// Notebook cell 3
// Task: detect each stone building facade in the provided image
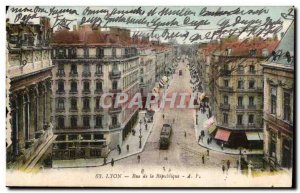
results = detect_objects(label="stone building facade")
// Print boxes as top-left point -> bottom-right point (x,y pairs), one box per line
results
209,38 -> 278,148
6,17 -> 54,168
262,22 -> 294,169
51,26 -> 139,160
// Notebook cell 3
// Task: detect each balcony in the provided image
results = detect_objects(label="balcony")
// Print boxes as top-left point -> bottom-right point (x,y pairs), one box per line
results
69,90 -> 78,95
248,105 -> 256,110
109,70 -> 121,79
95,106 -> 103,112
220,103 -> 230,111
94,71 -> 103,77
82,107 -> 91,112
82,89 -> 91,94
56,108 -> 65,113
108,106 -> 122,114
219,86 -> 233,92
69,107 -> 78,112
82,71 -> 91,77
236,105 -> 245,110
56,71 -> 65,77
95,89 -> 103,94
69,72 -> 78,77
109,89 -> 122,94
220,69 -> 231,76
109,123 -> 121,129
56,90 -> 65,95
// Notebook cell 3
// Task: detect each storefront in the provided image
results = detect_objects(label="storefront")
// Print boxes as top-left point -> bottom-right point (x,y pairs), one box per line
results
246,132 -> 263,149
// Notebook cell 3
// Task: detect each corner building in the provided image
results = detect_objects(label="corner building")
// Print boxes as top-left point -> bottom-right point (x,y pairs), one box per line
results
51,26 -> 139,160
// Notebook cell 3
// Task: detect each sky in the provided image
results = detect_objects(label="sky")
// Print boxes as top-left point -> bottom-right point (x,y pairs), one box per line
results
6,6 -> 294,44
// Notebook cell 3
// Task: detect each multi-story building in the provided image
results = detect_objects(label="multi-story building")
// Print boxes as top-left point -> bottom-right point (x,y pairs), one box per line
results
209,38 -> 278,148
51,25 -> 139,161
6,17 -> 54,168
262,21 -> 294,169
138,46 -> 156,106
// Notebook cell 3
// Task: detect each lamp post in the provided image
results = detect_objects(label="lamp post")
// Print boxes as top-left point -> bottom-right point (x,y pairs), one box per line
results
139,119 -> 142,148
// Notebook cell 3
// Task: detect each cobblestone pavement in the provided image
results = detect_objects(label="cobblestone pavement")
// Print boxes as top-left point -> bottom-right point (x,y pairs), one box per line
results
116,59 -> 239,170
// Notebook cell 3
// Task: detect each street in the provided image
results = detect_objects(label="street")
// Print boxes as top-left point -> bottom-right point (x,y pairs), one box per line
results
116,59 -> 239,169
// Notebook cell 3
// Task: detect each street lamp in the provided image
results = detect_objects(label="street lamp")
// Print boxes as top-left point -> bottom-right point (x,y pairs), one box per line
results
139,119 -> 142,148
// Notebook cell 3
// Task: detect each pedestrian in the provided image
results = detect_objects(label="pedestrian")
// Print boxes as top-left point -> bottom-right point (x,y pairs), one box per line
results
162,114 -> 165,119
221,143 -> 224,150
222,165 -> 225,173
104,157 -> 107,165
202,155 -> 205,164
111,158 -> 114,167
227,160 -> 230,170
236,160 -> 239,170
126,144 -> 129,152
207,137 -> 210,144
145,123 -> 148,131
198,135 -> 201,143
137,155 -> 141,163
207,149 -> 209,156
184,131 -> 187,138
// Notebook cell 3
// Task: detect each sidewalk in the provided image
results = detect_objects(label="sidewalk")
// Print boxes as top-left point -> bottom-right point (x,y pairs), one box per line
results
106,110 -> 156,163
195,109 -> 263,155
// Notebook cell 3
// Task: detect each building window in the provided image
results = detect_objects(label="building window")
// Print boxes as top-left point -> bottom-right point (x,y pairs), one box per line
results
223,95 -> 228,104
237,65 -> 244,74
95,116 -> 102,128
238,96 -> 243,106
112,116 -> 118,126
284,92 -> 291,122
70,116 -> 77,128
248,114 -> 254,124
70,99 -> 77,110
83,64 -> 90,76
83,98 -> 90,110
70,81 -> 77,92
223,113 -> 228,124
83,116 -> 90,128
269,130 -> 277,158
112,81 -> 118,90
249,80 -> 255,89
224,79 -> 229,87
249,65 -> 255,73
140,77 -> 144,83
112,48 -> 116,57
70,64 -> 77,75
57,81 -> 64,92
237,114 -> 243,125
57,116 -> 64,129
96,64 -> 102,74
271,87 -> 277,114
99,48 -> 104,58
58,64 -> 64,75
237,80 -> 244,89
83,82 -> 90,92
57,99 -> 64,110
249,96 -> 254,106
95,82 -> 102,92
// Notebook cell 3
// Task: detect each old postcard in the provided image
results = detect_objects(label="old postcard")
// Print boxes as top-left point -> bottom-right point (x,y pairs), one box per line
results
6,6 -> 295,187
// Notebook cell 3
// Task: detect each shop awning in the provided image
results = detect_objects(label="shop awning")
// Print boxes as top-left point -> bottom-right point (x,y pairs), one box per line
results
246,132 -> 263,141
214,129 -> 231,142
203,116 -> 215,129
208,124 -> 217,134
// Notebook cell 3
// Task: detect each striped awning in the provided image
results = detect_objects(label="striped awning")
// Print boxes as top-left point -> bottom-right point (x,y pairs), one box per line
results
208,124 -> 217,134
215,129 -> 231,142
203,116 -> 215,129
246,132 -> 263,141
